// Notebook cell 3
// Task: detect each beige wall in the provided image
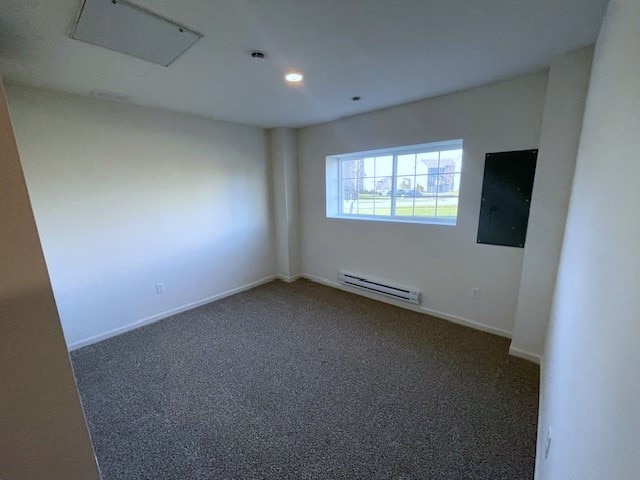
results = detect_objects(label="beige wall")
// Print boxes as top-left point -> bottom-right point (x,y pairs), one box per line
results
0,79 -> 100,478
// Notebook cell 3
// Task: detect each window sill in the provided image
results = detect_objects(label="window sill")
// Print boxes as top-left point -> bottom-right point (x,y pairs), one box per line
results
327,214 -> 457,226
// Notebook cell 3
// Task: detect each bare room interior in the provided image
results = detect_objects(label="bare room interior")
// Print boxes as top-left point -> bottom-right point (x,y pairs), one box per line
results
1,1 -> 639,479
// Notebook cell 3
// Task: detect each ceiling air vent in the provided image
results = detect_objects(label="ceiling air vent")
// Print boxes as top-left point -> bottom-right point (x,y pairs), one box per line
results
72,0 -> 202,66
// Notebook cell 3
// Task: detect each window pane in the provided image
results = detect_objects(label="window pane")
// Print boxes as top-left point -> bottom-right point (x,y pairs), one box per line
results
416,152 -> 439,175
363,157 -> 375,178
342,198 -> 357,214
395,174 -> 415,216
435,173 -> 460,219
436,196 -> 459,219
414,192 -> 437,218
374,175 -> 393,196
437,171 -> 457,194
439,149 -> 463,173
425,174 -> 440,194
397,153 -> 416,176
357,202 -> 375,215
362,177 -> 375,194
423,173 -> 458,194
414,175 -> 429,195
354,178 -> 374,215
342,177 -> 362,195
342,178 -> 361,215
451,172 -> 462,193
341,158 -> 364,179
373,181 -> 391,216
395,194 -> 415,216
375,156 -> 393,177
395,175 -> 414,196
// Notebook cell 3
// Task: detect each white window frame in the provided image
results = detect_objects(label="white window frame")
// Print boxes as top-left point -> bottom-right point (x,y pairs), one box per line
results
326,140 -> 463,225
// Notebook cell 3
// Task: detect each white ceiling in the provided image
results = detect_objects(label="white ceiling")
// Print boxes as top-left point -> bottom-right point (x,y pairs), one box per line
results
0,0 -> 608,128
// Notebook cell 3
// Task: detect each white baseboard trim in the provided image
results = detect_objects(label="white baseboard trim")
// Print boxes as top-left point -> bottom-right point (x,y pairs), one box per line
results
300,273 -> 513,340
508,345 -> 541,364
68,271 -> 520,353
276,273 -> 302,283
67,275 -> 277,351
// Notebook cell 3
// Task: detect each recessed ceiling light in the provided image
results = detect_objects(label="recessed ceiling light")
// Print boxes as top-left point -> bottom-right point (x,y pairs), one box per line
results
285,72 -> 304,83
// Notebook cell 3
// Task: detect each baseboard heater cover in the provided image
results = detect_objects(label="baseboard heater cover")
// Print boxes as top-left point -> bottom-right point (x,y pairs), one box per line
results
337,272 -> 421,304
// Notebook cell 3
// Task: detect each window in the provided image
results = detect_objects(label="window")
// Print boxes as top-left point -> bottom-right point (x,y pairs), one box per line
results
326,140 -> 463,225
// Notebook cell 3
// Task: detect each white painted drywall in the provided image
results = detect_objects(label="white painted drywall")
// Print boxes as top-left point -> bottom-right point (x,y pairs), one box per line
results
270,127 -> 301,279
6,85 -> 275,348
0,78 -> 100,479
511,47 -> 593,360
536,1 -> 640,478
297,73 -> 548,336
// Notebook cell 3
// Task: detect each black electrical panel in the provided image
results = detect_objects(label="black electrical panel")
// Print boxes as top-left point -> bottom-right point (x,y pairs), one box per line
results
477,149 -> 538,248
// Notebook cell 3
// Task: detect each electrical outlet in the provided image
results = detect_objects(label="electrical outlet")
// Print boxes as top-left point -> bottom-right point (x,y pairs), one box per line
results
545,426 -> 552,459
471,288 -> 480,299
156,282 -> 165,294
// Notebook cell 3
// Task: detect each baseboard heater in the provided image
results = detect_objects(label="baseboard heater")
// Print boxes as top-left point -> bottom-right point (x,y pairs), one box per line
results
337,272 -> 421,304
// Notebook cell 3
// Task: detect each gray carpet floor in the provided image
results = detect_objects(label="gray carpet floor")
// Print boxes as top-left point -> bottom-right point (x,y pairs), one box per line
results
71,279 -> 539,480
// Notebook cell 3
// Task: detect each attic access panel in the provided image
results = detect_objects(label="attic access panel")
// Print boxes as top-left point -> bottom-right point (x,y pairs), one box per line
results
477,149 -> 538,248
72,0 -> 202,66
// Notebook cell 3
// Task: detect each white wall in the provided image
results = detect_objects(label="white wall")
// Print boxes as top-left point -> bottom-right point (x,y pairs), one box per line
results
298,73 -> 548,336
6,85 -> 275,348
0,78 -> 100,479
511,47 -> 593,360
536,1 -> 640,478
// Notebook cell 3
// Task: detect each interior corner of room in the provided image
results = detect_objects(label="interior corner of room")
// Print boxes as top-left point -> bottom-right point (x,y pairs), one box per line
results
1,0 -> 638,479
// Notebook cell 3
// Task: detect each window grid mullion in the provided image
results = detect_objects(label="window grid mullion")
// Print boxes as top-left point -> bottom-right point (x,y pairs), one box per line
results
391,154 -> 398,216
435,151 -> 441,217
338,159 -> 343,215
412,153 -> 417,217
373,157 -> 376,215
